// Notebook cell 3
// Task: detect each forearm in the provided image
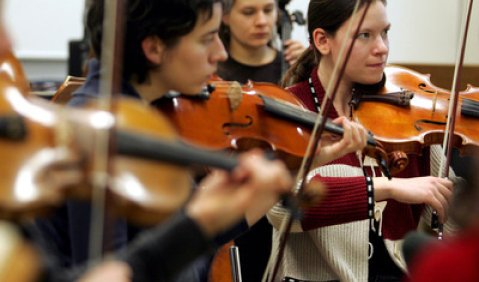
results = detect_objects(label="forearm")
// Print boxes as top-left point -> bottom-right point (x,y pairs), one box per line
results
373,176 -> 393,201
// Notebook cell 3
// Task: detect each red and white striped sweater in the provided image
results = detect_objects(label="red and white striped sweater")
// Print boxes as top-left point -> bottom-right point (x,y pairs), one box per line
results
267,68 -> 452,281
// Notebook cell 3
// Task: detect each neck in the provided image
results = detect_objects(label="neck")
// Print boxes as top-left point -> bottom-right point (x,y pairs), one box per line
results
317,61 -> 353,117
228,40 -> 276,66
130,75 -> 168,103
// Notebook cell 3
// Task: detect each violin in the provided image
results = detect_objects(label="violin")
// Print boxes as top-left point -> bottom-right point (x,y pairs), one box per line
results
351,65 -> 479,161
0,221 -> 41,282
0,51 -> 29,93
277,0 -> 306,75
153,79 -> 401,175
1,77 -> 264,225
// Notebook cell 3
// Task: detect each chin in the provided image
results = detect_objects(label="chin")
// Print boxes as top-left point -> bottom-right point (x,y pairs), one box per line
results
361,72 -> 384,85
181,85 -> 205,96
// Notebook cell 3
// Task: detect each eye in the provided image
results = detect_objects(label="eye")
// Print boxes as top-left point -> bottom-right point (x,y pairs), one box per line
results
241,8 -> 255,16
264,7 -> 275,14
202,35 -> 215,44
381,28 -> 390,38
357,32 -> 370,39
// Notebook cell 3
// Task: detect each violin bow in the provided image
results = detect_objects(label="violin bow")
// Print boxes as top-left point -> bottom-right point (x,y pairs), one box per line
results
434,0 -> 474,240
263,1 -> 372,281
88,0 -> 126,262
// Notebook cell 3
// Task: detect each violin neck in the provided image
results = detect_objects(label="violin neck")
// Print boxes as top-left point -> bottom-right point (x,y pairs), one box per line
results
116,130 -> 238,171
260,95 -> 377,146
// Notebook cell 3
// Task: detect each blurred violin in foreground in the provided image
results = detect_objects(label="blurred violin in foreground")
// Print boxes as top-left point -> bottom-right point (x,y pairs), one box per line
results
0,78 -> 242,224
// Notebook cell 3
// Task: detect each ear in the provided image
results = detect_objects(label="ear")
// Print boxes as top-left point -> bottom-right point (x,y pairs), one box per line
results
312,28 -> 330,55
141,36 -> 165,65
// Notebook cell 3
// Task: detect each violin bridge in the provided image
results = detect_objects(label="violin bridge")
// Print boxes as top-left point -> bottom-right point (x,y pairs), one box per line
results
227,81 -> 242,111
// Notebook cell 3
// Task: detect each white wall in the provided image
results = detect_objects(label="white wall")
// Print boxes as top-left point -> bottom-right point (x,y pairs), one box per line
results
286,0 -> 479,65
4,0 -> 85,81
4,0 -> 479,81
5,0 -> 84,60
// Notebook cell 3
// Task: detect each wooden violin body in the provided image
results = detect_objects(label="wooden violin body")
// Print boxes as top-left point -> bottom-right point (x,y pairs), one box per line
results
155,80 -> 312,170
154,79 -> 395,173
0,222 -> 41,282
0,51 -> 29,93
0,79 -> 193,224
352,65 -> 479,157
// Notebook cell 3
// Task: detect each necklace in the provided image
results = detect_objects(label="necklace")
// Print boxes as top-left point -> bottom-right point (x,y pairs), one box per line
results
307,76 -> 322,113
308,75 -> 355,118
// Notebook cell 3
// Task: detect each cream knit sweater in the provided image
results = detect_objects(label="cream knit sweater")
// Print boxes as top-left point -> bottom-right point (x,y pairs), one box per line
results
267,145 -> 456,282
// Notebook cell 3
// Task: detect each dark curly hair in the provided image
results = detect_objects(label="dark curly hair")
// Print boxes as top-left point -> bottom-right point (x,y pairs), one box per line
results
87,0 -> 223,84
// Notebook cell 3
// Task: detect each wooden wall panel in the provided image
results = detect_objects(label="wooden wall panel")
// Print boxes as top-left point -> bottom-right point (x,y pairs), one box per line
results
398,64 -> 479,91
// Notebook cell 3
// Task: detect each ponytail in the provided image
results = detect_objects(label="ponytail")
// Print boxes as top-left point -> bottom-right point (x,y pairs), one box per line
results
281,48 -> 319,87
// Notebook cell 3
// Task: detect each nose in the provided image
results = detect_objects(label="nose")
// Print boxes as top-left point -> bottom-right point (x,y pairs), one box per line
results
254,11 -> 268,26
210,35 -> 228,63
373,35 -> 389,56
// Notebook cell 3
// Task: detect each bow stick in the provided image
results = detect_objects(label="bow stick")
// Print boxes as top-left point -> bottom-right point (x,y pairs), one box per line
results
88,0 -> 126,262
433,0 -> 474,240
263,1 -> 373,281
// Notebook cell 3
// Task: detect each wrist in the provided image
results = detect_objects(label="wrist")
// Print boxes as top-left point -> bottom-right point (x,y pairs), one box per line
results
373,177 -> 393,201
186,204 -> 216,238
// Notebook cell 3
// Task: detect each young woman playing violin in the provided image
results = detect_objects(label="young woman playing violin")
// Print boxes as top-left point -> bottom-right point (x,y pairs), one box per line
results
216,0 -> 305,84
31,0 -> 366,281
215,0 -> 305,280
268,0 -> 456,281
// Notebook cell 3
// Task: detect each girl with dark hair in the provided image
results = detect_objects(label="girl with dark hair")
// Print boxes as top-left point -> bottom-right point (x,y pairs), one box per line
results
268,1 -> 456,281
32,1 -> 294,281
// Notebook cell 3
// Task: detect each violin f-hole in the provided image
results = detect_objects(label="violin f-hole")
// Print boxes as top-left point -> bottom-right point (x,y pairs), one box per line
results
414,119 -> 446,132
222,116 -> 254,136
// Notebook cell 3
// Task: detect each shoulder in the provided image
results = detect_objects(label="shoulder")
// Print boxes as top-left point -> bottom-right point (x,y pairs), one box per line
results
286,80 -> 309,95
68,81 -> 99,107
68,59 -> 101,107
285,80 -> 315,111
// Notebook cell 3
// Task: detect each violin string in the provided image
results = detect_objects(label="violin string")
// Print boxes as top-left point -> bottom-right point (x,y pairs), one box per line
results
262,1 -> 368,281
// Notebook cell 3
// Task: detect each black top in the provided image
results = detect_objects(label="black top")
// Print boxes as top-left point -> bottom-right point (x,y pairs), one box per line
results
217,51 -> 284,282
217,51 -> 283,84
27,212 -> 212,282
